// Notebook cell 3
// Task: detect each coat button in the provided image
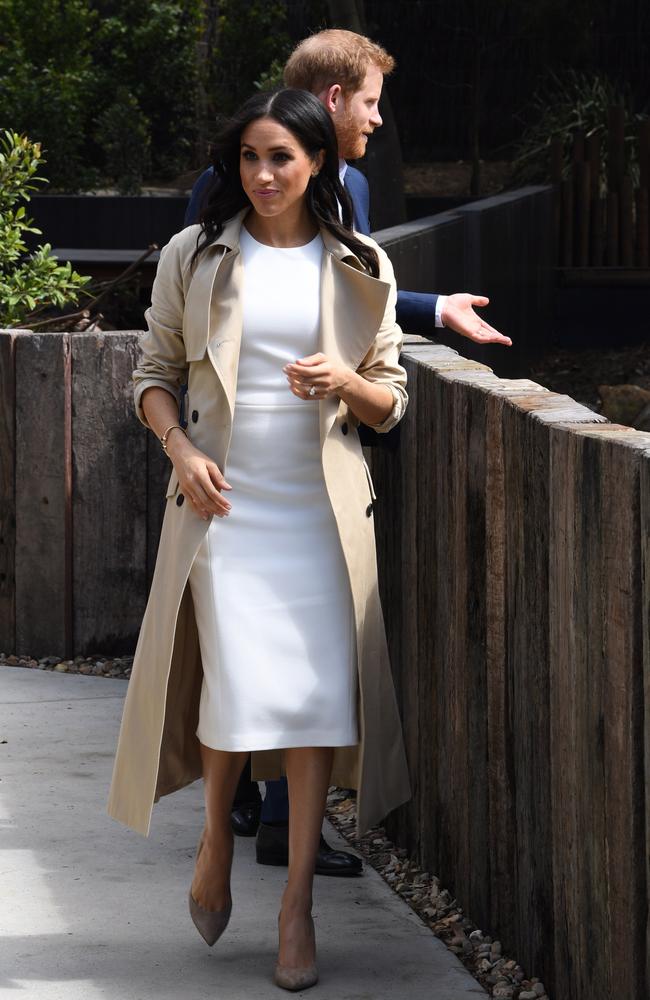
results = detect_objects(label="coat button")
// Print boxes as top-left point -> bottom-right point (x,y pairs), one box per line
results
365,502 -> 373,517
176,493 -> 185,506
341,421 -> 348,435
191,410 -> 199,423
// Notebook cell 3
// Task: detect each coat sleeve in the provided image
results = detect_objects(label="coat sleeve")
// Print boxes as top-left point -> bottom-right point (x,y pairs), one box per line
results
132,235 -> 189,430
355,247 -> 408,434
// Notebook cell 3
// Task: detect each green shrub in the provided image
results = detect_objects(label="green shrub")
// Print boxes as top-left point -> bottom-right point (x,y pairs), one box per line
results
512,69 -> 649,193
94,89 -> 151,195
0,0 -> 100,191
0,131 -> 90,327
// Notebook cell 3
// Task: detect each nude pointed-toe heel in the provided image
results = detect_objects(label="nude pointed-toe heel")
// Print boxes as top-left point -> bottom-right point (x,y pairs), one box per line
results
188,833 -> 232,946
188,888 -> 232,946
273,961 -> 319,992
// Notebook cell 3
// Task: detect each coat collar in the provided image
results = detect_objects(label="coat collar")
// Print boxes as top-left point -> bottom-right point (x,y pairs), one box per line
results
210,206 -> 371,270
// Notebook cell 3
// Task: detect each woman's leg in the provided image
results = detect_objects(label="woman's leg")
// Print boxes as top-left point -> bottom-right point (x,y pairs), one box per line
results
278,746 -> 335,968
191,743 -> 249,912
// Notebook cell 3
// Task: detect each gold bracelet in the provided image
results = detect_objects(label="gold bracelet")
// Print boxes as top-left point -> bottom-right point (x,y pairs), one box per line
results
160,423 -> 187,455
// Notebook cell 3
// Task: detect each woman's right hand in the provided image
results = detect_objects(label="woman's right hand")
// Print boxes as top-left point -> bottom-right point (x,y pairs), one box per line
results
166,430 -> 232,520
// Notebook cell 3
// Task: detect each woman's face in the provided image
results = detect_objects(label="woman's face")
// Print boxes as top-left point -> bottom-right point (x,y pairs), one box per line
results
240,117 -> 324,220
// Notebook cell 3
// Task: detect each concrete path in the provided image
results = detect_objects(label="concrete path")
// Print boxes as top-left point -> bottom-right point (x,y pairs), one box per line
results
0,666 -> 486,999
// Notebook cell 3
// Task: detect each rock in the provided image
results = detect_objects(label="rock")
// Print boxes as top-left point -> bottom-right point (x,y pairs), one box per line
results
493,987 -> 514,999
533,984 -> 547,996
491,940 -> 502,955
79,665 -> 91,675
7,655 -> 18,665
477,958 -> 493,973
633,401 -> 650,430
54,662 -> 68,672
469,929 -> 484,941
598,383 -> 650,426
519,992 -> 537,1000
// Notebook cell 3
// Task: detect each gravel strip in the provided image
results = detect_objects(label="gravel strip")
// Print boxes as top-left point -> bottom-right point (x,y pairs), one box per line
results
325,788 -> 550,1000
2,655 -> 548,999
1,652 -> 132,679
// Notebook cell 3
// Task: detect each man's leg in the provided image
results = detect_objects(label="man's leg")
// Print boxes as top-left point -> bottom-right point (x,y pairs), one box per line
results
255,776 -> 363,877
230,754 -> 262,836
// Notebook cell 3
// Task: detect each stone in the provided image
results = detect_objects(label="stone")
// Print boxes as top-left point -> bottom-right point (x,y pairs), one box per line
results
533,985 -> 547,996
519,992 -> 537,1000
598,383 -> 650,426
54,663 -> 68,672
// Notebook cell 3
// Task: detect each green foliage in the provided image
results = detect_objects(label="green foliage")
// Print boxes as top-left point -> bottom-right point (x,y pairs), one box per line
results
512,70 -> 649,192
254,58 -> 287,94
0,0 -> 100,191
206,0 -> 291,117
0,0 -> 203,190
94,88 -> 152,195
92,0 -> 204,180
0,131 -> 90,327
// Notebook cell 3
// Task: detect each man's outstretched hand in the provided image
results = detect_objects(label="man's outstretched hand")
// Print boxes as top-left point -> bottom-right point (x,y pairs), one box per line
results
441,293 -> 512,346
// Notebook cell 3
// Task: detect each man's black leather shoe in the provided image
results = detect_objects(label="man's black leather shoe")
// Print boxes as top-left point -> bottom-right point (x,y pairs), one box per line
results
255,821 -> 363,876
230,801 -> 261,837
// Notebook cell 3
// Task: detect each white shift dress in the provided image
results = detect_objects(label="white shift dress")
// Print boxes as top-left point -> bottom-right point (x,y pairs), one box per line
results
187,226 -> 359,752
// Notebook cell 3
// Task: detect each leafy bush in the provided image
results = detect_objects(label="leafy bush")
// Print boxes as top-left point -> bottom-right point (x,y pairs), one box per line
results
94,88 -> 152,195
205,0 -> 291,117
0,131 -> 90,327
512,70 -> 649,193
0,0 -> 100,191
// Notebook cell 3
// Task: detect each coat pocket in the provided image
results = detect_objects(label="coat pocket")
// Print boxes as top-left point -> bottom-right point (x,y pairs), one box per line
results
165,467 -> 180,498
362,457 -> 377,500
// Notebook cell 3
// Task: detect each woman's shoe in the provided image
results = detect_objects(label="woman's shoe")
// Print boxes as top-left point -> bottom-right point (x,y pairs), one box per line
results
188,832 -> 232,946
275,909 -> 318,991
274,962 -> 319,992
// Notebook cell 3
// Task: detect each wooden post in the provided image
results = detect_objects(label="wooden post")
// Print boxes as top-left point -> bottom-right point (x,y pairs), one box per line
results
550,138 -> 564,265
636,187 -> 649,267
14,334 -> 70,658
639,121 -> 650,268
561,177 -> 574,266
576,161 -> 591,266
71,332 -> 147,654
550,137 -> 564,184
0,332 -> 19,653
620,176 -> 634,266
586,133 -> 602,265
607,192 -> 620,265
608,106 -> 626,194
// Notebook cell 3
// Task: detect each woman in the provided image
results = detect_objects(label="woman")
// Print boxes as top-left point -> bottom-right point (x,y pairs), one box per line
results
107,88 -> 411,991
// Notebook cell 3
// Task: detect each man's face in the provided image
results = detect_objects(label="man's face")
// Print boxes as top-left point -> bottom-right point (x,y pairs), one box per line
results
328,64 -> 384,161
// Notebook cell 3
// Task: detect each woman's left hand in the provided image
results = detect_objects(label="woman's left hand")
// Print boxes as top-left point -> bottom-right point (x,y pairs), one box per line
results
283,353 -> 353,400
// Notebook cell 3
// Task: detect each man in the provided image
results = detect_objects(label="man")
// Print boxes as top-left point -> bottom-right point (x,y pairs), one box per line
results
183,28 -> 511,878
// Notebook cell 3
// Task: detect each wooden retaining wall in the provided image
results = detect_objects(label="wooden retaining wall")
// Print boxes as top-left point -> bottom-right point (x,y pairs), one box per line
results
372,336 -> 649,1000
0,329 -> 167,657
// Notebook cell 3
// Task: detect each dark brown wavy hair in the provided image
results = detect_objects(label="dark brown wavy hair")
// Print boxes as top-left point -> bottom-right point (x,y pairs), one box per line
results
192,88 -> 379,277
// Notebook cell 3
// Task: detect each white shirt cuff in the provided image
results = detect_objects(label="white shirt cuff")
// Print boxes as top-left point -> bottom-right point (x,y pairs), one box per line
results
435,294 -> 447,328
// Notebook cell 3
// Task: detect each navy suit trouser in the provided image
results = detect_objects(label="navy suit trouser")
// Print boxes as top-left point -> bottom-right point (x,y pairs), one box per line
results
234,757 -> 289,824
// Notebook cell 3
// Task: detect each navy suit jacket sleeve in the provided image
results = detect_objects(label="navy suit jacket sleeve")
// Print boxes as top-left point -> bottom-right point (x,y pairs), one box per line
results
344,165 -> 439,337
184,167 -> 214,227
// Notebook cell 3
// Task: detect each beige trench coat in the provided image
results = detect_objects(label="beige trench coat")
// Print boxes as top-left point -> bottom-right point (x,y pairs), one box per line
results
106,208 -> 411,837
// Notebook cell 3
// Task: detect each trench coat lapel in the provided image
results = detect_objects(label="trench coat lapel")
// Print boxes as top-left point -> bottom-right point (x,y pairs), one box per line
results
183,213 -> 247,424
183,210 -> 392,442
